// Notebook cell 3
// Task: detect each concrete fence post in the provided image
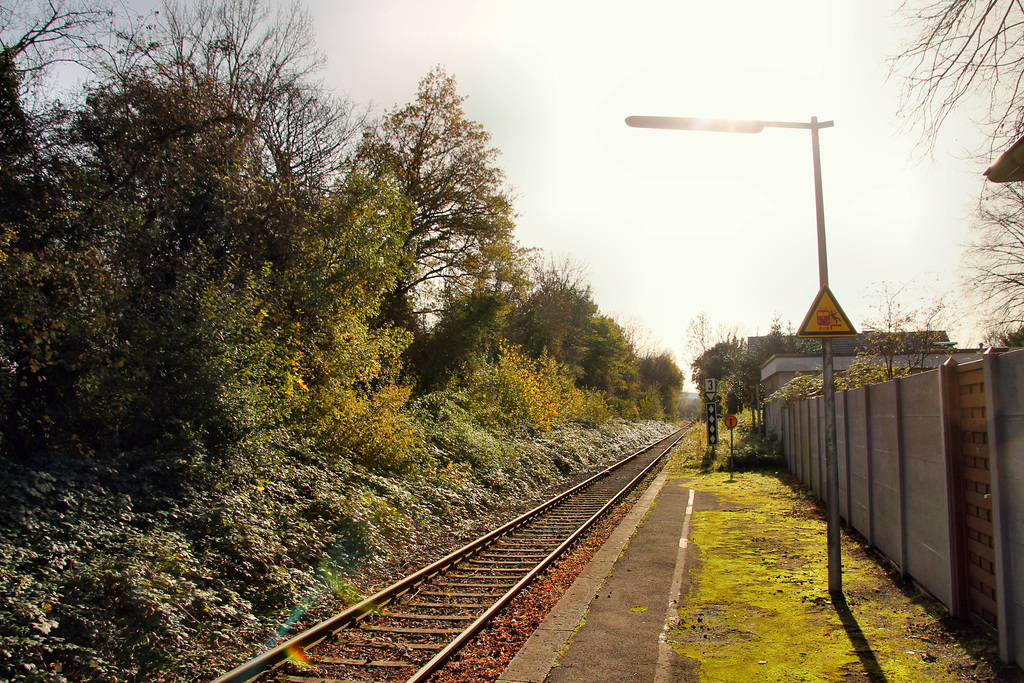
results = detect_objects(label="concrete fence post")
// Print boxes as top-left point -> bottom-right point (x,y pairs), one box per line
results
841,389 -> 852,524
983,349 -> 1015,664
865,383 -> 875,547
894,377 -> 908,577
939,357 -> 965,619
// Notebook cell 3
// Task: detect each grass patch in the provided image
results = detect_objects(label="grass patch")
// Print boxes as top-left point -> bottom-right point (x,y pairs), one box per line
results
664,424 -> 1021,682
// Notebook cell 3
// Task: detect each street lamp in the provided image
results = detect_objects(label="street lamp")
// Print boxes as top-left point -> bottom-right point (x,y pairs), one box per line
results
626,114 -> 844,596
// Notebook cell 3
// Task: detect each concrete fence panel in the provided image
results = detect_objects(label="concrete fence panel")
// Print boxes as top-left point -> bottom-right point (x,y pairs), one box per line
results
799,399 -> 810,486
846,386 -> 872,540
868,381 -> 902,564
899,369 -> 953,607
807,397 -> 816,492
837,390 -> 850,520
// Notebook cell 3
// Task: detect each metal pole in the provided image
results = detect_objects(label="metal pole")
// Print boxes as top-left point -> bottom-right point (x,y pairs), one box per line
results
811,116 -> 842,596
623,113 -> 842,594
729,426 -> 734,481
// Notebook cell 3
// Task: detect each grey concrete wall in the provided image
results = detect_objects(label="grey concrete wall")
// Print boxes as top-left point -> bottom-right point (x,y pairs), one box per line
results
837,391 -> 850,520
869,382 -> 902,567
809,397 -> 822,497
772,349 -> 1024,666
846,387 -> 872,541
899,370 -> 953,607
766,399 -> 785,443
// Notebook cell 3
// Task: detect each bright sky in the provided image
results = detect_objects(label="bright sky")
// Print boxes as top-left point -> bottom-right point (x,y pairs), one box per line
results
150,0 -> 999,384
304,0 -> 994,384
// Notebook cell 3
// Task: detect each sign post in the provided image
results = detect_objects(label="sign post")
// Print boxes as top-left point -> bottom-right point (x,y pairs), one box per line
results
798,284 -> 858,596
723,414 -> 738,480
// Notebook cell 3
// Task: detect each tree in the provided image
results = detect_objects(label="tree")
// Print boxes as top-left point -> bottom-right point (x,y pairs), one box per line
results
890,2 -> 1024,328
579,314 -> 635,397
688,316 -> 815,424
860,281 -> 949,379
690,339 -> 741,393
150,0 -> 362,194
0,0 -> 405,462
683,311 -> 743,383
506,255 -> 599,376
638,351 -> 684,420
964,182 -> 1024,325
0,0 -> 112,92
889,0 -> 1024,154
410,289 -> 508,393
353,67 -> 518,330
614,313 -> 659,359
986,321 -> 1024,346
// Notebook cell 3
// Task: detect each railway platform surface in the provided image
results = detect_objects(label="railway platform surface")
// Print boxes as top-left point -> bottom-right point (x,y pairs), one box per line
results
494,463 -> 1019,683
498,467 -> 702,683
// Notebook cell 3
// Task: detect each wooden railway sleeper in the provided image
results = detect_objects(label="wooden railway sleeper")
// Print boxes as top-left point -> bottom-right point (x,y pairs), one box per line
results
447,567 -> 529,575
418,590 -> 506,598
405,601 -> 489,610
384,613 -> 474,622
360,626 -> 465,635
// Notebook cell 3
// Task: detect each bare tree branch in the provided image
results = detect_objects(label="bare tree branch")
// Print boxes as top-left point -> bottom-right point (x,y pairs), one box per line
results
890,0 -> 1024,155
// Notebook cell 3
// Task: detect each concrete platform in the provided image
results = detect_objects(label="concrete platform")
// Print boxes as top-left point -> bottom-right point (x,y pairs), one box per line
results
497,468 -> 708,683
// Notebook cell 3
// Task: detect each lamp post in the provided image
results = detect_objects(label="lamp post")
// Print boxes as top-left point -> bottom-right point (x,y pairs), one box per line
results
626,115 -> 844,596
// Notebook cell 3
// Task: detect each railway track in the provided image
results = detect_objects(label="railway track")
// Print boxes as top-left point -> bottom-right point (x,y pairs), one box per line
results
212,428 -> 686,683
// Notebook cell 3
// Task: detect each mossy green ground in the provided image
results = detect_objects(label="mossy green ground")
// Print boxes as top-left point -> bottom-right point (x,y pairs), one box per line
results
664,424 -> 1020,682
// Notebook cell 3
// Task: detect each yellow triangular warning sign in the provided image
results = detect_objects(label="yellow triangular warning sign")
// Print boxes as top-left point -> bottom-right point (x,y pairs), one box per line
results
797,285 -> 858,337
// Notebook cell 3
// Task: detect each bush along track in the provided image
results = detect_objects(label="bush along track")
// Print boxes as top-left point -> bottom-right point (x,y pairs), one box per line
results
0,418 -> 676,683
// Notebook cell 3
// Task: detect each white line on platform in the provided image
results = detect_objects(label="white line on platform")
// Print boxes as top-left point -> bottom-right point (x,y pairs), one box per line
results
655,486 -> 696,683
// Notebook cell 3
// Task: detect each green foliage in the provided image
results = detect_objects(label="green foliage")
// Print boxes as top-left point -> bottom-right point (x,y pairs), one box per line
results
768,372 -> 824,405
638,352 -> 683,420
0,2 -> 682,680
837,357 -> 909,391
727,429 -> 785,471
353,66 -> 519,330
767,357 -> 909,405
690,339 -> 741,391
465,344 -> 606,432
506,255 -> 600,376
991,323 -> 1024,347
700,412 -> 784,472
411,290 -> 508,393
636,389 -> 665,420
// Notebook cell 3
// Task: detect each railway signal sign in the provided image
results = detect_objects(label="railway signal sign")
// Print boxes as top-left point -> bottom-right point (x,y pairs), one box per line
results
723,414 -> 738,430
703,378 -> 718,400
797,285 -> 857,337
706,401 -> 718,445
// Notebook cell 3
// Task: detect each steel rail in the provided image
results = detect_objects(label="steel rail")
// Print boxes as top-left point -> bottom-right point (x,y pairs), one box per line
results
404,427 -> 683,682
210,428 -> 684,683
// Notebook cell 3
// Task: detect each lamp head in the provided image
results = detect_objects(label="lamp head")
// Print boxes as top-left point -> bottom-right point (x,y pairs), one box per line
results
625,116 -> 765,134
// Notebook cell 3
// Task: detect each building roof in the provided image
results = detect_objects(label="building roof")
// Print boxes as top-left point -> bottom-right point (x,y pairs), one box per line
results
832,331 -> 951,355
748,331 -> 952,357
